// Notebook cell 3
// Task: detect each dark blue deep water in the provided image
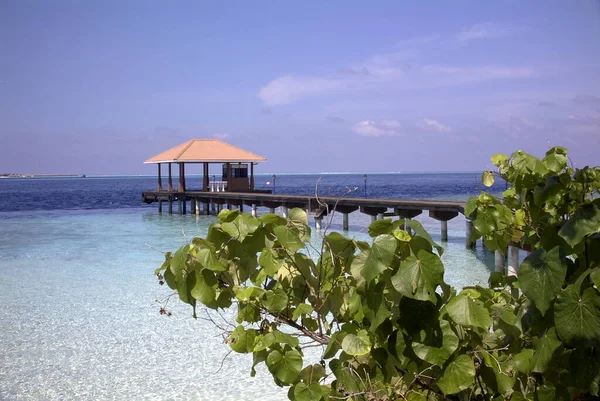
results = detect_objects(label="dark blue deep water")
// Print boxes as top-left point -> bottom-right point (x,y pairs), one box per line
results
0,173 -> 505,213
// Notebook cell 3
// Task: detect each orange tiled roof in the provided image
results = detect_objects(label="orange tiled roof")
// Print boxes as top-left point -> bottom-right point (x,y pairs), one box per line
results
144,139 -> 267,163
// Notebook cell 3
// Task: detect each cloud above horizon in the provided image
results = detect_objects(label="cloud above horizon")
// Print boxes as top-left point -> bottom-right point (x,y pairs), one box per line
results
257,24 -> 535,107
456,22 -> 519,42
352,120 -> 401,137
417,119 -> 453,133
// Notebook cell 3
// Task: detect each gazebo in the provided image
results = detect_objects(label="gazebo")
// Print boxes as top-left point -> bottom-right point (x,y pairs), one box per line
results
145,139 -> 267,192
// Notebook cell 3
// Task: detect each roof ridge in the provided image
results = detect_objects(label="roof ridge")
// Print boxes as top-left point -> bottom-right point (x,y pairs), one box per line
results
174,139 -> 195,160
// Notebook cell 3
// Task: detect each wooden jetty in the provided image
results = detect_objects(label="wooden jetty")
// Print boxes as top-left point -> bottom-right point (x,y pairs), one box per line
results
143,139 -> 522,271
142,190 -> 471,246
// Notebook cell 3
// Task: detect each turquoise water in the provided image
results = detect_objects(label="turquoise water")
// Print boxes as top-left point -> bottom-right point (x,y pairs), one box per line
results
0,206 -> 495,400
0,174 -> 505,400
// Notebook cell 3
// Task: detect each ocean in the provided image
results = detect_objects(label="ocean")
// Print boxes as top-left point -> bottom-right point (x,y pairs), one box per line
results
0,173 -> 505,401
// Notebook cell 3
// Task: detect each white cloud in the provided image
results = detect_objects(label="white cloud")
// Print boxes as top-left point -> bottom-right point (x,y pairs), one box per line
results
351,120 -> 401,137
417,118 -> 453,133
213,133 -> 231,140
258,75 -> 339,107
456,22 -> 518,42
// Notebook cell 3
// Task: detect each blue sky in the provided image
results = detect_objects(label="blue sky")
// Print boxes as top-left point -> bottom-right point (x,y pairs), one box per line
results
1,1 -> 599,174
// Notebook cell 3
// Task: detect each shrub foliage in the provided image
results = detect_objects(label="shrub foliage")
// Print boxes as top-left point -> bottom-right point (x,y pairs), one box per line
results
156,147 -> 600,400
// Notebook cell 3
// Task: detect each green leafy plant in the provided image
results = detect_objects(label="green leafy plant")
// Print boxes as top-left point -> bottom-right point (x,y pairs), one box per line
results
156,146 -> 600,400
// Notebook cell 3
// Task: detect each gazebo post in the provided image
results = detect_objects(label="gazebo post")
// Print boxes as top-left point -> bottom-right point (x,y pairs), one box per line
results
178,163 -> 186,192
226,162 -> 231,192
203,162 -> 209,192
157,163 -> 162,191
167,163 -> 173,192
250,163 -> 255,192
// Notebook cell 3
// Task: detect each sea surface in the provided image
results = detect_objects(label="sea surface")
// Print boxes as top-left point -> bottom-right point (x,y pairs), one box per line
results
0,173 -> 506,401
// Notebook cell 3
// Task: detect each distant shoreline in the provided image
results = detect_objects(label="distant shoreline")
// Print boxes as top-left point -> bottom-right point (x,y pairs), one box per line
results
0,174 -> 86,179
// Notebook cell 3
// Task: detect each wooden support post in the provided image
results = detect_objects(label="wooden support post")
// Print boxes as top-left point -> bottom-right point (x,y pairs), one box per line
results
377,213 -> 384,220
190,198 -> 196,215
495,250 -> 505,273
204,202 -> 210,215
342,213 -> 349,231
203,163 -> 209,192
212,203 -> 216,215
315,217 -> 322,231
270,207 -> 275,214
158,200 -> 163,213
281,206 -> 288,218
508,246 -> 519,276
178,163 -> 186,192
251,204 -> 257,217
226,162 -> 231,192
178,164 -> 183,192
157,164 -> 163,191
370,215 -> 377,224
465,220 -> 475,249
168,197 -> 173,214
239,204 -> 244,212
167,163 -> 173,192
441,220 -> 448,242
250,163 -> 255,191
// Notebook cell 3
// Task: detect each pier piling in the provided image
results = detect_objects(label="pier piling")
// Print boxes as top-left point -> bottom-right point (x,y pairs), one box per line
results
465,220 -> 475,248
342,213 -> 349,231
495,250 -> 505,273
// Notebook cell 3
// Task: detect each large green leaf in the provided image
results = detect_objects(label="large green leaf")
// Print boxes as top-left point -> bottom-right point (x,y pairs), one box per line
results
391,250 -> 444,303
266,349 -> 303,384
437,354 -> 475,395
292,303 -> 314,321
543,153 -> 568,174
274,225 -> 305,252
170,245 -> 189,279
221,213 -> 260,242
263,288 -> 288,313
368,218 -> 393,236
298,364 -> 327,384
518,247 -> 566,316
405,219 -> 443,255
412,320 -> 459,366
259,213 -> 287,226
229,325 -> 257,353
532,328 -> 561,373
554,286 -> 600,347
491,153 -> 508,166
259,248 -> 285,276
288,207 -> 308,225
513,349 -> 535,375
190,270 -> 216,304
482,171 -> 495,187
196,247 -> 226,272
341,329 -> 372,356
446,294 -> 492,329
559,203 -> 600,247
350,234 -> 396,284
293,382 -> 325,401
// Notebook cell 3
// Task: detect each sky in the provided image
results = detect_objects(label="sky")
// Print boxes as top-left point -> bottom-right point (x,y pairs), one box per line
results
1,1 -> 599,175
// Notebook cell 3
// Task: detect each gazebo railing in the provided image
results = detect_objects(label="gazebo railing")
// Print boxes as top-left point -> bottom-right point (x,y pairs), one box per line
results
209,180 -> 228,192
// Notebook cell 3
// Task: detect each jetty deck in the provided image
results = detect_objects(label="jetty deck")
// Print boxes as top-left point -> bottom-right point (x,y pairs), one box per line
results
142,190 -> 470,245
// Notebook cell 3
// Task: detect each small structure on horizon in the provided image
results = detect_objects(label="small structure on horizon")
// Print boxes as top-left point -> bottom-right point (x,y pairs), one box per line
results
144,139 -> 267,193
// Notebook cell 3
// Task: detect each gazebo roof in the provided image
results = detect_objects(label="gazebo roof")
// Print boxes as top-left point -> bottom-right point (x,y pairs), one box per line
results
144,139 -> 267,164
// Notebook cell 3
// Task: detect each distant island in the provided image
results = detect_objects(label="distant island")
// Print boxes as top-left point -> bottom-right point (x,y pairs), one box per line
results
0,173 -> 86,178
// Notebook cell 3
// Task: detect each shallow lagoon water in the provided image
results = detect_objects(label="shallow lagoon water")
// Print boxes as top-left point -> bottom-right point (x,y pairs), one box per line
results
0,207 -> 495,401
0,174 -> 504,400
